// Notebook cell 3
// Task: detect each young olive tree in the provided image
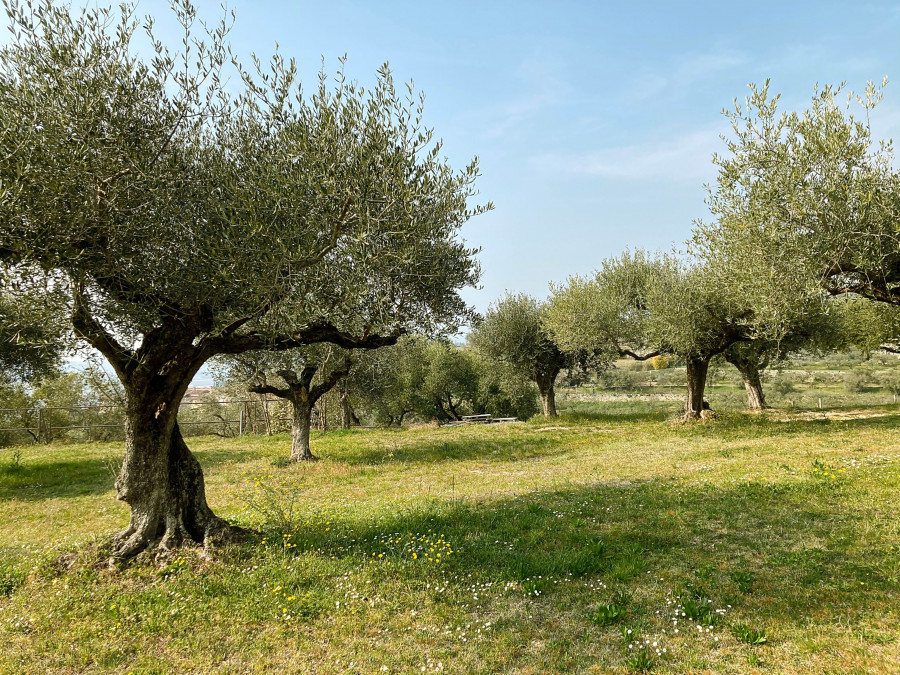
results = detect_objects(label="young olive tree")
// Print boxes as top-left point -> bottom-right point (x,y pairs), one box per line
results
468,292 -> 577,417
0,1 -> 486,559
219,345 -> 354,462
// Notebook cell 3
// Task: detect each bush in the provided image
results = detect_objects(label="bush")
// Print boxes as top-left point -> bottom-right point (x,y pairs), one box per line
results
599,369 -> 639,391
770,374 -> 796,396
649,355 -> 670,370
843,371 -> 870,394
878,371 -> 900,395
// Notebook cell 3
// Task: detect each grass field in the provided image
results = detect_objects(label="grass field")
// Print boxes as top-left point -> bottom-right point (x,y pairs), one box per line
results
1,401 -> 899,673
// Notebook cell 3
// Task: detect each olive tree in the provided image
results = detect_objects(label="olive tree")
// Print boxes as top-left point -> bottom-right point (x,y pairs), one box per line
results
346,335 -> 430,426
348,336 -> 537,424
698,80 -> 900,326
0,1 -> 486,558
721,297 -> 853,410
469,292 -> 577,417
547,251 -> 752,419
218,345 -> 354,462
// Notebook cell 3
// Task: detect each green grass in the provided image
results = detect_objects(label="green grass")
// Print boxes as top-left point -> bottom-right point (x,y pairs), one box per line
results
1,405 -> 899,673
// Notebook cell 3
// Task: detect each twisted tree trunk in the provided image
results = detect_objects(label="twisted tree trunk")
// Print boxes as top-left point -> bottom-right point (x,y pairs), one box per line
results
107,347 -> 249,561
114,413 -> 233,558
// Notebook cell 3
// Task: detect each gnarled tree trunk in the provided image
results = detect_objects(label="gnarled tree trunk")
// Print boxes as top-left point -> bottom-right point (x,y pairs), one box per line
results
684,356 -> 710,420
110,362 -> 244,561
535,369 -> 559,417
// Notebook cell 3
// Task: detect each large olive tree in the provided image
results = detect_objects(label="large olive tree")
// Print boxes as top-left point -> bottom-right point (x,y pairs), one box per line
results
697,79 -> 900,322
546,251 -> 752,419
0,1 -> 486,559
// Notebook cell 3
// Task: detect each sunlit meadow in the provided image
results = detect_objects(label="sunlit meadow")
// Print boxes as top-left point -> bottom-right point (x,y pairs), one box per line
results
1,400 -> 899,673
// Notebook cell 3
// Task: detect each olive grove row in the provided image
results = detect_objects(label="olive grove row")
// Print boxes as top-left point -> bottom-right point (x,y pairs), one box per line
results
1,1 -> 898,559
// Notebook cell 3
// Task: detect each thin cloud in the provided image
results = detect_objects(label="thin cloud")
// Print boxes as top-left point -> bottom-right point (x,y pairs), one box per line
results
620,48 -> 751,104
479,50 -> 572,139
535,123 -> 727,182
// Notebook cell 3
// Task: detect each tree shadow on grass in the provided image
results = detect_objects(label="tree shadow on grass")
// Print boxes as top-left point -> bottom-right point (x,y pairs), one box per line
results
329,432 -> 572,467
0,440 -> 274,501
271,470 -> 898,625
0,457 -> 118,501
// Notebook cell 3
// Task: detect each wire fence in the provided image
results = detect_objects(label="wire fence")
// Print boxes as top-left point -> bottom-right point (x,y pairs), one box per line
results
0,397 -> 299,447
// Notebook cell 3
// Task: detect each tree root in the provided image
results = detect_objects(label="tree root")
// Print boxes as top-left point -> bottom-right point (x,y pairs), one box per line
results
105,518 -> 256,567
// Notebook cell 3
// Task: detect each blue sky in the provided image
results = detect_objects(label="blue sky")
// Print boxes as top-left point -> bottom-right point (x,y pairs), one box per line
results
131,0 -> 900,315
14,1 -> 900,384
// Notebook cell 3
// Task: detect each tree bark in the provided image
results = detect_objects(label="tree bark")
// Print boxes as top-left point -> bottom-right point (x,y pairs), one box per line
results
724,350 -> 768,411
112,388 -> 240,560
290,398 -> 316,461
338,379 -> 359,429
738,365 -> 766,410
684,356 -> 710,420
535,370 -> 559,418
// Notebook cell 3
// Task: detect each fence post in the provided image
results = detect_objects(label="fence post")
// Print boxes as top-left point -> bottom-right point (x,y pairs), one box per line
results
239,408 -> 244,436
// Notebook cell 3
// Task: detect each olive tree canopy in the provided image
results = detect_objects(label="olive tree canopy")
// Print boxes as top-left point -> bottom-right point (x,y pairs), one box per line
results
546,250 -> 754,419
0,0 -> 487,558
469,292 -> 589,417
697,80 -> 900,315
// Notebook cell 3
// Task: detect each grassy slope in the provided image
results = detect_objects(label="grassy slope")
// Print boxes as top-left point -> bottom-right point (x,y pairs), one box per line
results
1,404 -> 899,674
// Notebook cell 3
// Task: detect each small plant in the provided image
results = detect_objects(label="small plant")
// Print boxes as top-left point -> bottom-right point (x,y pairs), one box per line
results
0,562 -> 25,597
241,474 -> 306,533
591,602 -> 626,626
3,447 -> 24,471
522,578 -> 548,596
810,458 -> 839,481
680,596 -> 719,625
620,624 -> 641,644
626,650 -> 655,672
610,548 -> 647,582
612,589 -> 633,606
732,623 -> 768,645
729,570 -> 754,594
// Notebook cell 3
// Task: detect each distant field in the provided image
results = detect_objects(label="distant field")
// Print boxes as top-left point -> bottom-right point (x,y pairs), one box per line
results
1,403 -> 899,673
